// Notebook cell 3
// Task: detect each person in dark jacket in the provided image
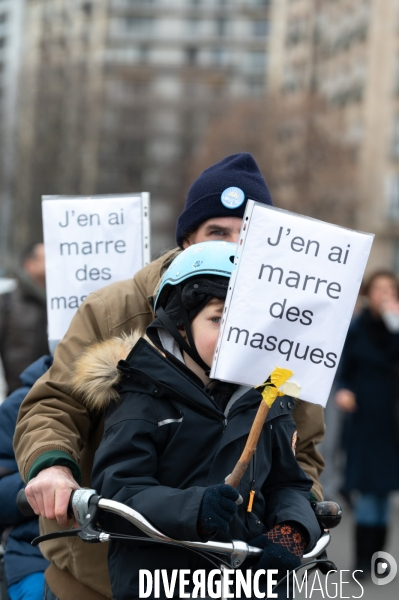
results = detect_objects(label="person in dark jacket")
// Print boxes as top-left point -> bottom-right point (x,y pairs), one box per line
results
0,356 -> 51,600
335,270 -> 399,576
79,242 -> 321,600
0,243 -> 48,394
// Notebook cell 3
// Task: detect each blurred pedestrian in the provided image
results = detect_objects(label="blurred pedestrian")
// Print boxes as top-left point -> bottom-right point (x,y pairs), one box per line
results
320,284 -> 366,500
0,243 -> 48,394
0,355 -> 51,600
335,270 -> 399,577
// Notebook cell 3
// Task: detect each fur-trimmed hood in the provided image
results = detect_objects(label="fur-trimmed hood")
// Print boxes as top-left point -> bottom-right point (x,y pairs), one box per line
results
70,331 -> 151,412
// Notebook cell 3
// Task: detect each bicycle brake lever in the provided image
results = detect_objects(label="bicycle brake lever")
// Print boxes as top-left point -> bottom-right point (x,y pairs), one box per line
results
32,491 -> 108,546
32,521 -> 108,546
78,522 -> 106,543
32,528 -> 82,546
77,492 -> 110,543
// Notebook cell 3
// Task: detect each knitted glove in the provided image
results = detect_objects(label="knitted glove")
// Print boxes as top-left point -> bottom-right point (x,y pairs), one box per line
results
249,522 -> 308,574
197,484 -> 239,536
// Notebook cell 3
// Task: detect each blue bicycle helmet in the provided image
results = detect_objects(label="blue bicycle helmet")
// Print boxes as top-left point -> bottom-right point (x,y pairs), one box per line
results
155,241 -> 236,311
154,241 -> 237,372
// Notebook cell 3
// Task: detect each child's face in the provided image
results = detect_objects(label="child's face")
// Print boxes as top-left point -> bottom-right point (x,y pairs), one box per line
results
190,299 -> 224,368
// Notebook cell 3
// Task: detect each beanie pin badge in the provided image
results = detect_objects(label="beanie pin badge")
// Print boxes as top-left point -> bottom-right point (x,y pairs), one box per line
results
192,260 -> 203,268
221,187 -> 245,209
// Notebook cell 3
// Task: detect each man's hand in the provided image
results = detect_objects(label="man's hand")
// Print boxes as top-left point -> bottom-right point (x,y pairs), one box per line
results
25,465 -> 79,527
335,388 -> 357,413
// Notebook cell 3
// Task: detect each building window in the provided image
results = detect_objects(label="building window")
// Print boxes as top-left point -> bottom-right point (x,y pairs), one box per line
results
285,16 -> 308,47
125,17 -> 154,35
185,81 -> 203,98
186,47 -> 198,65
248,51 -> 266,74
138,44 -> 149,63
211,47 -> 225,66
395,54 -> 399,96
247,80 -> 265,97
392,114 -> 399,159
82,3 -> 93,17
253,20 -> 269,37
216,18 -> 227,36
127,0 -> 156,4
209,82 -> 226,98
387,174 -> 399,219
188,18 -> 200,35
248,0 -> 271,6
393,240 -> 399,273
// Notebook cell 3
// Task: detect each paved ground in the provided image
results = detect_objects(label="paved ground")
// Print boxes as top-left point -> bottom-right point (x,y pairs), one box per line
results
292,494 -> 399,600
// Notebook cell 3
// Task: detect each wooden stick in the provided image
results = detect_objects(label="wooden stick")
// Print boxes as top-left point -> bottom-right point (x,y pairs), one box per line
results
225,399 -> 270,488
225,367 -> 297,489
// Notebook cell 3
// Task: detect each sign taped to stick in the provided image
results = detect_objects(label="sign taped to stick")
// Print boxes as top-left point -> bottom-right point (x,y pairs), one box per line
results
42,193 -> 150,352
210,202 -> 373,406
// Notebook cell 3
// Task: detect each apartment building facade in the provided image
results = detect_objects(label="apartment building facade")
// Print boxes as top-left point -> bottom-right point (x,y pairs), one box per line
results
0,0 -> 25,262
268,0 -> 399,272
5,0 -> 271,257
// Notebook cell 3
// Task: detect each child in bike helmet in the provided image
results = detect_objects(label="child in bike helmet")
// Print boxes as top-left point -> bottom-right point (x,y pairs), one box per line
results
78,241 -> 320,599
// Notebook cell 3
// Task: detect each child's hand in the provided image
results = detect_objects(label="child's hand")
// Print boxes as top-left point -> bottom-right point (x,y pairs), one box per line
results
249,522 -> 308,575
197,484 -> 239,537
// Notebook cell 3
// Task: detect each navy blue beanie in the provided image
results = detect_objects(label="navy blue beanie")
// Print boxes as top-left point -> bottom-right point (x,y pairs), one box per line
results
176,153 -> 272,246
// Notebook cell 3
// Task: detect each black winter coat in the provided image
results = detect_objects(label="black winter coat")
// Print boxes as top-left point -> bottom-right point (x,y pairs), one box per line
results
339,309 -> 399,494
0,279 -> 48,393
90,337 -> 320,599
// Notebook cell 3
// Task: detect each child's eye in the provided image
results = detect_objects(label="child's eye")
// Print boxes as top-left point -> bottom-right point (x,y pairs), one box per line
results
211,317 -> 221,324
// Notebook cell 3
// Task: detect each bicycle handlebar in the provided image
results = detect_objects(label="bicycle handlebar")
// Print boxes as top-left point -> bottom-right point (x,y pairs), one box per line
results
17,488 -> 331,567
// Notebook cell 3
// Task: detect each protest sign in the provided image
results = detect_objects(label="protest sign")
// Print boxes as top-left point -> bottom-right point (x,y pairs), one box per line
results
42,193 -> 150,352
210,202 -> 374,406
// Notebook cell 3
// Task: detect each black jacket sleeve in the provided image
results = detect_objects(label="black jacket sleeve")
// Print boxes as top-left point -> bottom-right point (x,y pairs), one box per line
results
260,414 -> 321,552
91,396 -> 206,542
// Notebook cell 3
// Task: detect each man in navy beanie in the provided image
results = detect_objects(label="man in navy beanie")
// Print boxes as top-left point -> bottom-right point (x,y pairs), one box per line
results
176,153 -> 273,247
17,152 -> 325,600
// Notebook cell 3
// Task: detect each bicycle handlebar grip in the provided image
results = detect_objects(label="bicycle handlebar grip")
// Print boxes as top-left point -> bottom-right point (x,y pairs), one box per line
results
17,488 -> 76,518
312,501 -> 342,529
17,488 -> 36,516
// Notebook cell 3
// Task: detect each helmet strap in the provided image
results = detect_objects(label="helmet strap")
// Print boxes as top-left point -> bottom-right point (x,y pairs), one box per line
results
156,284 -> 211,374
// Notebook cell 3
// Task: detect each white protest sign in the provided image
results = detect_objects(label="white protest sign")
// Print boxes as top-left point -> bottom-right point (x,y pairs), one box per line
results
211,202 -> 374,406
42,193 -> 150,352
